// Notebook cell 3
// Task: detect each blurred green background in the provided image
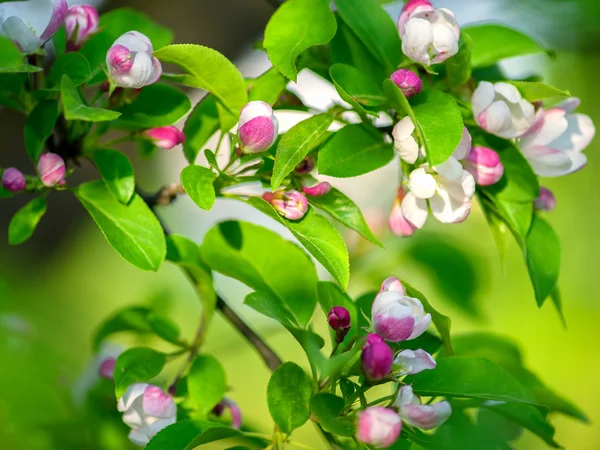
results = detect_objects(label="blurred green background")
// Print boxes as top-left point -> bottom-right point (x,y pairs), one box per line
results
1,0 -> 600,449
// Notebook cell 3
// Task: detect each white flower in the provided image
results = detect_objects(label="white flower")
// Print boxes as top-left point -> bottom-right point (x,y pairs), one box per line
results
518,97 -> 595,177
393,349 -> 436,376
117,383 -> 177,447
472,81 -> 535,139
394,385 -> 452,430
106,31 -> 162,89
393,117 -> 421,164
0,0 -> 67,53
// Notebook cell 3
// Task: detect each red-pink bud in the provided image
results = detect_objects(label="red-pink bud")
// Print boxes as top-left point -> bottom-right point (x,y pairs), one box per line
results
262,190 -> 308,220
361,333 -> 393,381
65,5 -> 99,50
328,306 -> 351,330
98,357 -> 116,380
37,153 -> 66,187
390,69 -> 422,98
302,181 -> 331,197
535,187 -> 556,212
238,101 -> 279,153
2,168 -> 26,192
357,407 -> 402,448
143,126 -> 185,150
294,157 -> 314,174
463,146 -> 504,186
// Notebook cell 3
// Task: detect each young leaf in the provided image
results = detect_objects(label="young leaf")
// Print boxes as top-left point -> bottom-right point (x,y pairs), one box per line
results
114,84 -> 192,130
311,393 -> 354,437
183,95 -> 220,164
446,32 -> 473,87
271,114 -> 334,189
525,216 -> 561,307
114,347 -> 166,398
8,197 -> 47,245
263,0 -> 337,81
201,220 -> 318,326
187,355 -> 227,418
75,181 -> 166,271
267,362 -> 312,433
318,123 -> 394,178
336,0 -> 402,72
181,165 -> 217,211
61,75 -> 121,122
329,63 -> 386,116
509,81 -> 570,101
464,24 -> 547,68
248,67 -> 289,105
248,198 -> 350,290
0,36 -> 42,73
24,100 -> 59,162
46,52 -> 91,89
308,187 -> 382,246
404,356 -> 537,405
92,149 -> 135,204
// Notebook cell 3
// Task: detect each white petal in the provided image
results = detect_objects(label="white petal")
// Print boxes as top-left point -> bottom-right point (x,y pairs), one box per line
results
510,99 -> 536,137
128,51 -> 154,88
128,429 -> 150,447
461,170 -> 476,199
433,156 -> 462,180
430,180 -> 471,224
239,101 -> 273,126
431,22 -> 458,56
555,97 -> 580,114
453,127 -> 472,160
485,101 -> 512,136
0,0 -> 56,37
522,109 -> 568,147
117,383 -> 149,412
392,116 -> 415,140
394,385 -> 419,407
114,30 -> 152,52
407,313 -> 432,339
471,81 -> 495,117
402,18 -> 433,64
401,191 -> 429,228
527,146 -> 586,177
493,82 -> 522,103
433,8 -> 460,37
550,113 -> 595,154
0,16 -> 41,52
408,168 -> 436,199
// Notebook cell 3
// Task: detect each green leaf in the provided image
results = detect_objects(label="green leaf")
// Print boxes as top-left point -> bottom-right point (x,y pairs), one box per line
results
509,81 -> 570,102
405,356 -> 537,405
181,165 -> 217,211
46,52 -> 91,89
248,198 -> 350,289
267,362 -> 312,433
446,32 -> 473,87
308,187 -> 381,246
145,420 -> 227,450
24,100 -> 59,162
329,63 -> 386,116
464,24 -> 547,68
318,123 -> 394,177
187,355 -> 227,417
114,347 -> 166,398
311,394 -> 354,437
248,67 -> 289,105
114,84 -> 191,130
201,220 -> 318,326
61,75 -> 121,122
75,181 -> 166,271
264,0 -> 337,81
154,44 -> 247,130
92,149 -> 135,204
183,96 -> 220,164
0,36 -> 42,73
245,291 -> 298,328
52,26 -> 66,58
8,197 -> 47,245
336,0 -> 402,72
384,81 -> 464,166
272,114 -> 333,189
525,216 -> 560,306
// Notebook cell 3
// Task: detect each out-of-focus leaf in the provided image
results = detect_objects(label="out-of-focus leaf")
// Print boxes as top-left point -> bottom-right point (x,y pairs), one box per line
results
8,197 -> 47,245
114,347 -> 166,398
46,52 -> 91,89
187,355 -> 227,418
24,100 -> 59,162
61,75 -> 121,122
183,96 -> 220,164
525,216 -> 561,306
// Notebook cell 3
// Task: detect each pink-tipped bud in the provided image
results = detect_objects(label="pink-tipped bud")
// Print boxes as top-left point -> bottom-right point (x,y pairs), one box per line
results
238,101 -> 279,153
262,190 -> 308,220
357,407 -> 402,448
361,333 -> 394,381
37,153 -> 66,187
302,181 -> 331,197
143,126 -> 185,150
463,146 -> 504,186
212,397 -> 242,429
2,168 -> 26,192
389,187 -> 417,237
390,69 -> 422,99
98,357 -> 116,380
535,187 -> 556,212
328,306 -> 351,343
106,31 -> 162,89
294,157 -> 314,175
65,5 -> 99,50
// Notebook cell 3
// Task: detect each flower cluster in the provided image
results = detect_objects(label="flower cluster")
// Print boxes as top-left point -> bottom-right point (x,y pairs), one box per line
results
2,153 -> 66,192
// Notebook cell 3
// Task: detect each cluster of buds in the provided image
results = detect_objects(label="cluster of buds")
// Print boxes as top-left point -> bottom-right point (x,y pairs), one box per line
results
2,153 -> 67,193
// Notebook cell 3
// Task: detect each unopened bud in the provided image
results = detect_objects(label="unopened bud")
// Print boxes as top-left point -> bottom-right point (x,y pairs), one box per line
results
98,357 -> 116,380
328,306 -> 351,343
390,69 -> 422,98
463,146 -> 504,186
357,407 -> 402,448
143,126 -> 185,150
361,333 -> 393,381
302,181 -> 331,197
238,101 -> 279,153
106,31 -> 162,89
262,190 -> 308,220
2,168 -> 26,192
534,187 -> 556,212
294,157 -> 314,175
65,5 -> 99,50
37,153 -> 66,187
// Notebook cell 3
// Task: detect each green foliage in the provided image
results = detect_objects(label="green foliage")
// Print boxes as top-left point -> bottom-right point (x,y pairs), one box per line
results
91,149 -> 135,204
46,52 -> 91,89
0,36 -> 42,73
330,63 -> 387,116
311,393 -> 354,436
182,96 -> 220,164
61,75 -> 121,122
114,347 -> 167,398
317,281 -> 358,345
24,100 -> 59,162
181,165 -> 217,211
446,32 -> 473,87
525,216 -> 561,306
8,197 -> 47,245
187,355 -> 227,417
509,80 -> 570,101
267,362 -> 312,433
248,67 -> 289,105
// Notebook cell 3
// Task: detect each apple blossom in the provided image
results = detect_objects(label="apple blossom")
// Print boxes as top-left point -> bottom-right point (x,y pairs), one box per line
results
463,146 -> 504,186
2,168 -> 26,192
472,81 -> 535,139
518,97 -> 595,177
357,407 -> 402,448
389,187 -> 417,237
262,190 -> 308,220
143,126 -> 185,150
64,4 -> 98,50
238,101 -> 279,153
0,0 -> 67,53
393,349 -> 436,376
37,153 -> 65,187
394,385 -> 452,430
535,187 -> 557,212
390,69 -> 422,98
361,333 -> 394,381
118,383 -> 177,447
107,31 -> 162,89
392,116 -> 421,164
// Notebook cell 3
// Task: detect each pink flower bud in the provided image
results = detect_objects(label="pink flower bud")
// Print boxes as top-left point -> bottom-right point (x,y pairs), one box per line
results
98,357 -> 116,380
143,126 -> 185,150
357,407 -> 402,448
390,69 -> 422,98
238,101 -> 279,153
393,349 -> 436,375
212,397 -> 242,429
379,276 -> 405,295
294,157 -> 314,174
37,153 -> 66,187
361,333 -> 394,381
328,306 -> 351,343
262,190 -> 308,220
389,187 -> 417,237
394,385 -> 452,430
463,146 -> 504,186
65,4 -> 99,50
535,187 -> 556,212
2,168 -> 26,192
107,31 -> 162,89
302,181 -> 331,197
